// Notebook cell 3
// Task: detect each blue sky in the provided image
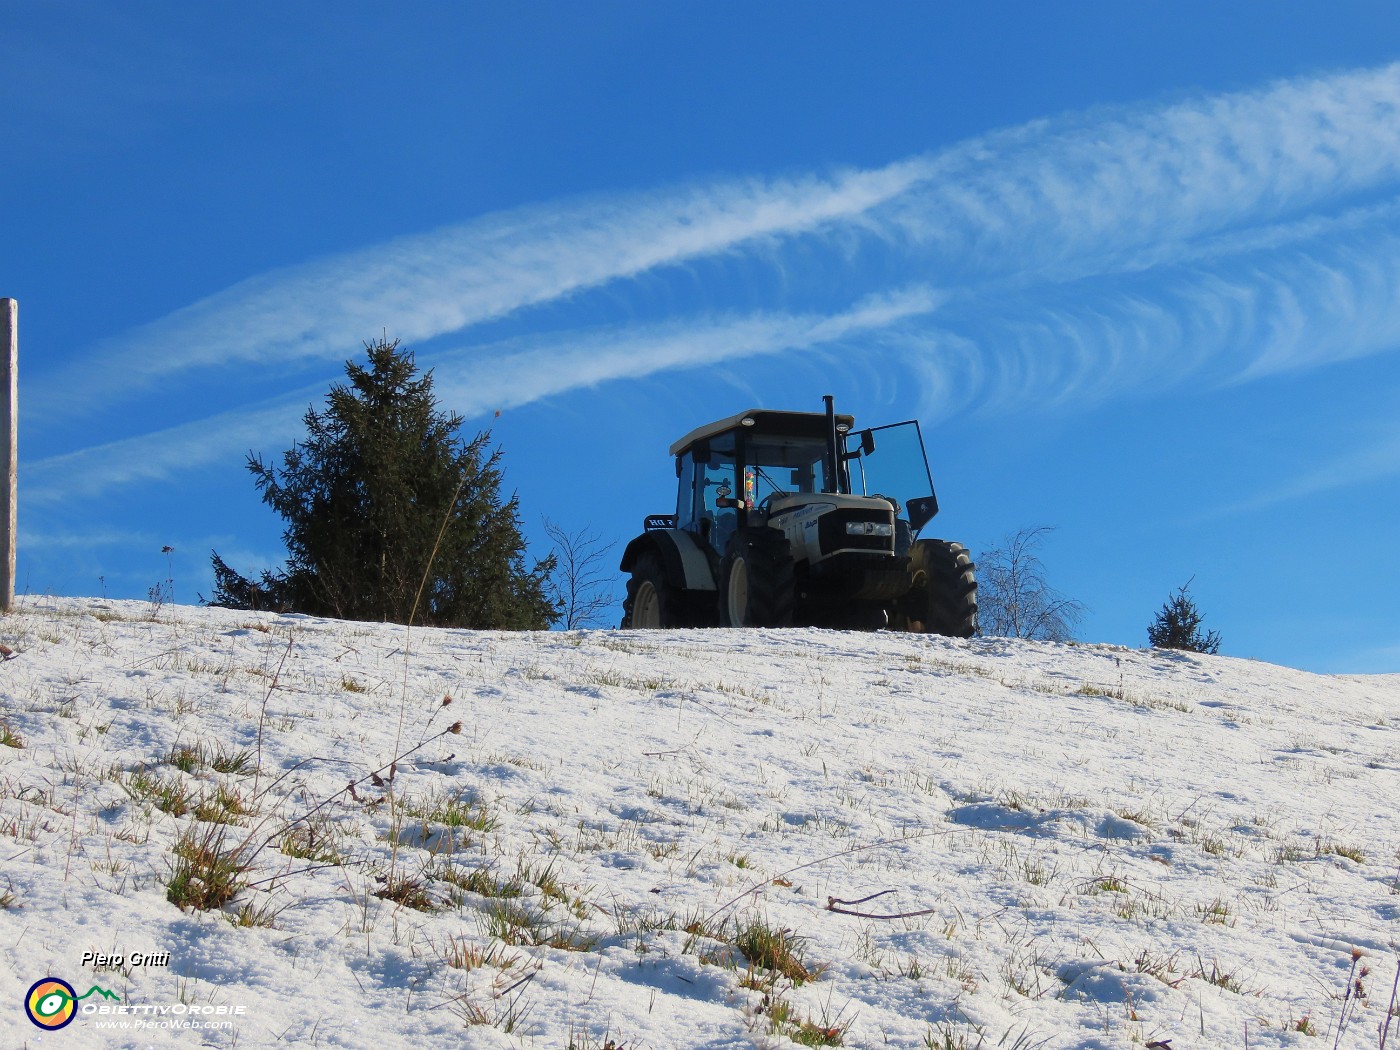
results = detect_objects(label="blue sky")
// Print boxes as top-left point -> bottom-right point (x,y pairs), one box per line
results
7,2 -> 1400,671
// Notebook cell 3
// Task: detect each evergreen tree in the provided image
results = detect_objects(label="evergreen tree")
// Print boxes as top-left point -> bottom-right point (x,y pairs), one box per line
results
208,552 -> 292,612
210,339 -> 557,629
1147,581 -> 1221,654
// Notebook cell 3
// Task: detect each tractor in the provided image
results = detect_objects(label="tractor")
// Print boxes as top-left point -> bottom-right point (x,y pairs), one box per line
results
619,396 -> 977,635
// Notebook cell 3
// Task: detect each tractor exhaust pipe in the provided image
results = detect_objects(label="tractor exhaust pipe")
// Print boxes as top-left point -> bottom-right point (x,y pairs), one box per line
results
823,394 -> 840,494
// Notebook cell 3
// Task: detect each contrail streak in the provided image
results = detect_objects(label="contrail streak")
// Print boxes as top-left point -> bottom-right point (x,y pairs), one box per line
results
33,63 -> 1400,421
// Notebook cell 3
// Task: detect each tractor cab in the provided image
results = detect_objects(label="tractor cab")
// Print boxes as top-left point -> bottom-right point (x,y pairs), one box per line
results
619,396 -> 976,635
668,405 -> 941,557
670,407 -> 849,555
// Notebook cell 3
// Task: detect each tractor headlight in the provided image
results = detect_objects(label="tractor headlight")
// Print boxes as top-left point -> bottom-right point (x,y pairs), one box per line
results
845,521 -> 894,537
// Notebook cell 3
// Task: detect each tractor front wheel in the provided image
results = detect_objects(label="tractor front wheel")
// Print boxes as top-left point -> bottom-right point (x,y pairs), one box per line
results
621,552 -> 686,629
718,529 -> 794,627
898,539 -> 978,638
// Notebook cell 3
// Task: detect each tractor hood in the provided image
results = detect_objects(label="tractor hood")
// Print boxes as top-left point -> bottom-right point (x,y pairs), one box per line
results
763,491 -> 898,522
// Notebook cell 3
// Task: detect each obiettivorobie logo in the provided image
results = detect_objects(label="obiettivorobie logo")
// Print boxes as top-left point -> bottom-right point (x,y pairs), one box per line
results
23,972 -> 245,1034
24,977 -> 120,1029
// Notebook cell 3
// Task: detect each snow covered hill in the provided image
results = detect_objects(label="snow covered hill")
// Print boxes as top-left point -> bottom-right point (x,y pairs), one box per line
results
1,597 -> 1397,1050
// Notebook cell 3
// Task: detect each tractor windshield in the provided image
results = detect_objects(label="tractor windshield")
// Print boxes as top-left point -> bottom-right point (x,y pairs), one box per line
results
741,435 -> 833,506
845,420 -> 939,531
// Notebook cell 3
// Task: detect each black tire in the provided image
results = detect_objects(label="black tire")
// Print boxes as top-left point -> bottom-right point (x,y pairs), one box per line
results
899,539 -> 978,638
621,551 -> 686,629
717,529 -> 795,627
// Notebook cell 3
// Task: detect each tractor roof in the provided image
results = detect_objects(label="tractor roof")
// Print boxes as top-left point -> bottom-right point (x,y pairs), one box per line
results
669,408 -> 856,458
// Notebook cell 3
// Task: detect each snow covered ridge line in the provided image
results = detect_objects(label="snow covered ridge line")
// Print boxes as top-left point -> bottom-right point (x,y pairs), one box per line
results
1,597 -> 1398,1049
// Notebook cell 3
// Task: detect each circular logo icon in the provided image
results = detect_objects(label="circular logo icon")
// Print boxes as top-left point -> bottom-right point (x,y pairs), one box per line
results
26,977 -> 77,1029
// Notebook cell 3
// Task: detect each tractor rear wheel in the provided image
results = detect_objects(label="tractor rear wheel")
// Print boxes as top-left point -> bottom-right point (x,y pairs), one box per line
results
899,539 -> 978,638
621,551 -> 686,629
718,529 -> 794,627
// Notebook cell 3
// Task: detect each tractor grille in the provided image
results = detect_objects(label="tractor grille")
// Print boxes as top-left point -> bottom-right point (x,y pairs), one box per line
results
817,508 -> 896,555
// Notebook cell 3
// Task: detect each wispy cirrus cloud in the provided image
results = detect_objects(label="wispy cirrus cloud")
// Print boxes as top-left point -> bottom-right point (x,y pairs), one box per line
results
432,285 -> 942,416
870,218 -> 1400,425
29,62 -> 1400,514
35,63 -> 1400,420
866,61 -> 1400,289
31,161 -> 933,417
27,288 -> 942,502
25,399 -> 309,504
1203,408 -> 1400,519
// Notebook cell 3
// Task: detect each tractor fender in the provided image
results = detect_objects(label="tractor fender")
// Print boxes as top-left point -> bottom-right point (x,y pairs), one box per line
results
620,530 -> 717,592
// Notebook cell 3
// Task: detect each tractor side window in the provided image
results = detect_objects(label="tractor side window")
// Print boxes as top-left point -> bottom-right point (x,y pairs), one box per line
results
697,433 -> 738,552
676,456 -> 698,530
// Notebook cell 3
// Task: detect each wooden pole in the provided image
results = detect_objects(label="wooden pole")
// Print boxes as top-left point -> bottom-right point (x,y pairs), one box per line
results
2,298 -> 14,613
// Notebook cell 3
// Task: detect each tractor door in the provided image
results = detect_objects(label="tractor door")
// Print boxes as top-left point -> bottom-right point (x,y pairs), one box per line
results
681,432 -> 740,555
845,420 -> 940,534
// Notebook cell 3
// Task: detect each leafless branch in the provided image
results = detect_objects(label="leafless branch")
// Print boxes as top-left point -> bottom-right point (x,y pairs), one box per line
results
543,516 -> 618,629
826,891 -> 939,919
976,525 -> 1086,642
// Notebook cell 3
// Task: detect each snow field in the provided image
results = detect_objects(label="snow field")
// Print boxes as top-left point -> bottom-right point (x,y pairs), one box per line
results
0,597 -> 1397,1049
